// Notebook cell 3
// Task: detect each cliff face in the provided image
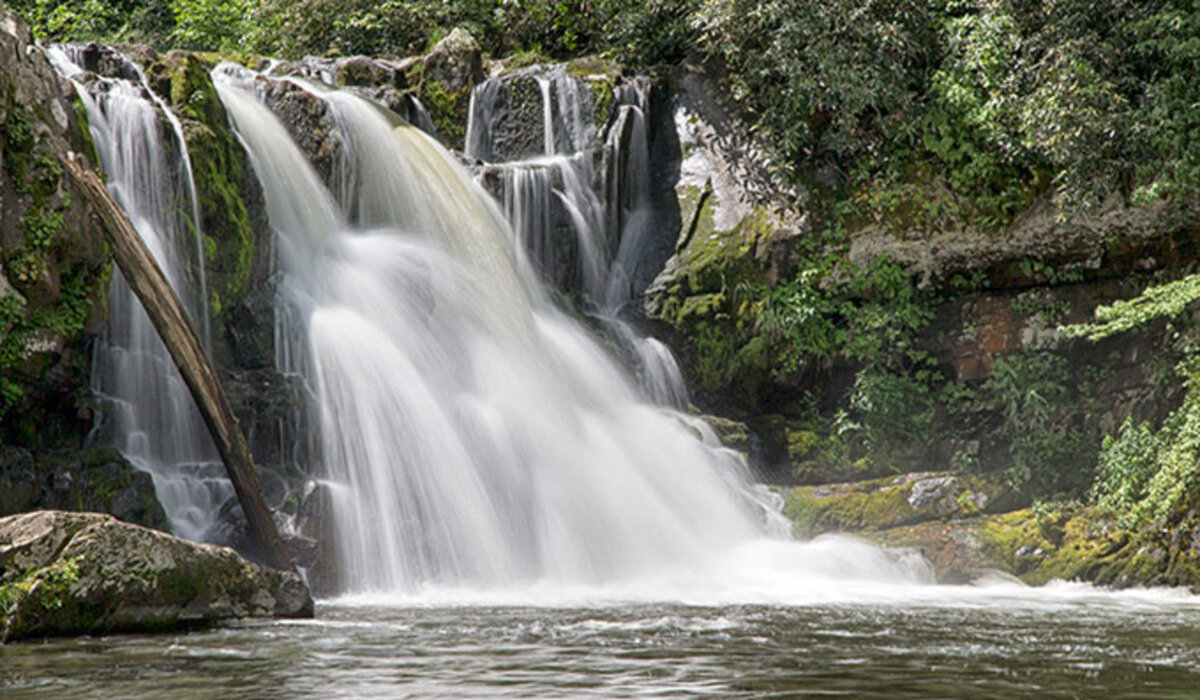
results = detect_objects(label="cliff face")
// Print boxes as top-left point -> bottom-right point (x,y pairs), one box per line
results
644,61 -> 1200,498
0,7 -> 110,449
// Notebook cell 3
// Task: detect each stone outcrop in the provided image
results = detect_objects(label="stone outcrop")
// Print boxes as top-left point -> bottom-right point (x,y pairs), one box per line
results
0,7 -> 111,448
0,447 -> 167,530
0,511 -> 312,642
783,471 -> 1021,538
781,471 -> 1200,590
269,28 -> 485,153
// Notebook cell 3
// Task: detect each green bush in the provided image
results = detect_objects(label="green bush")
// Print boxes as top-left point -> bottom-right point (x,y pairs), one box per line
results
986,352 -> 1092,494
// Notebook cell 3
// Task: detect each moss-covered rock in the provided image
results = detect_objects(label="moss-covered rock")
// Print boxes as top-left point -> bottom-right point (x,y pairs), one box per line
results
415,28 -> 483,151
783,471 -> 1020,538
0,511 -> 312,642
143,52 -> 260,345
0,9 -> 112,444
839,502 -> 1200,591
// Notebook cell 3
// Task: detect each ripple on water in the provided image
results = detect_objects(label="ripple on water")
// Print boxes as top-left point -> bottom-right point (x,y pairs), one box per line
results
4,591 -> 1200,698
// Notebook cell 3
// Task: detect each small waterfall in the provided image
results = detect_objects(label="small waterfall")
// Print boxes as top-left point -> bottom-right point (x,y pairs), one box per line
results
214,64 -> 785,593
603,81 -> 656,314
47,46 -> 226,540
464,68 -> 687,406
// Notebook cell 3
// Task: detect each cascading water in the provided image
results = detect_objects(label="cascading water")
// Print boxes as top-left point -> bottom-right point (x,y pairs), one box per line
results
46,46 -> 229,541
209,65 -> 927,596
465,68 -> 690,407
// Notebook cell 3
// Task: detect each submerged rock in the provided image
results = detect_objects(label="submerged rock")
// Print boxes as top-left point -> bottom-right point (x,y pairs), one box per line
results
0,511 -> 313,642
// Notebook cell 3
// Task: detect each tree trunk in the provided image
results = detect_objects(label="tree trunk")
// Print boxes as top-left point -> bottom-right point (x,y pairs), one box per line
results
64,154 -> 294,572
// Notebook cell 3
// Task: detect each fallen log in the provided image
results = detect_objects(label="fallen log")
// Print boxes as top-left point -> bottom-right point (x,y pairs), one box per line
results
63,153 -> 293,571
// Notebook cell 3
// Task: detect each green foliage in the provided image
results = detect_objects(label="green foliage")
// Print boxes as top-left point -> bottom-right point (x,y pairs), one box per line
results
695,0 -> 938,185
1093,362 -> 1200,529
1064,274 -> 1200,342
734,254 -> 932,380
697,0 -> 1200,225
985,352 -> 1090,494
9,0 -> 174,45
1092,417 -> 1162,527
848,365 -> 937,457
170,0 -> 246,51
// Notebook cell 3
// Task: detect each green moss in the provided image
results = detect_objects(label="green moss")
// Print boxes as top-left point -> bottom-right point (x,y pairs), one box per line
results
69,93 -> 100,167
419,79 -> 470,148
783,478 -> 938,537
0,79 -> 112,421
783,487 -> 823,538
156,52 -> 256,316
0,554 -> 83,627
591,77 -> 615,131
564,57 -> 620,132
976,507 -> 1133,584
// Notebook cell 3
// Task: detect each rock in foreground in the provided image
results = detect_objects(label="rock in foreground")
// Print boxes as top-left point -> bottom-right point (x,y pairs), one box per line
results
0,511 -> 313,642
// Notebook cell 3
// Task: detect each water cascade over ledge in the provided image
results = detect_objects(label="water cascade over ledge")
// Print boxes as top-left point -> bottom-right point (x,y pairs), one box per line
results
46,46 -> 228,542
200,63 -> 939,597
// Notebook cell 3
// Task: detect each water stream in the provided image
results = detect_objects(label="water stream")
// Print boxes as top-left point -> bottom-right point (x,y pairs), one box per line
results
6,588 -> 1200,698
46,46 -> 228,542
213,65 -> 797,594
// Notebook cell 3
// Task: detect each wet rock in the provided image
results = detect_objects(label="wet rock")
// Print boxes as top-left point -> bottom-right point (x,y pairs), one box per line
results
467,65 -> 586,162
0,447 -> 167,530
700,414 -> 752,456
0,7 -> 112,447
0,511 -> 313,642
783,471 -> 1019,538
296,481 -> 339,597
906,475 -> 958,512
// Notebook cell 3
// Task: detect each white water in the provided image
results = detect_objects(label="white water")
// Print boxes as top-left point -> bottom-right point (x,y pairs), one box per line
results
212,65 -> 822,595
43,52 -> 1200,612
47,46 -> 228,541
466,68 -> 689,407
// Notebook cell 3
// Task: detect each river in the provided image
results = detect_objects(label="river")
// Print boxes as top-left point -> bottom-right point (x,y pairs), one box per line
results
5,580 -> 1200,698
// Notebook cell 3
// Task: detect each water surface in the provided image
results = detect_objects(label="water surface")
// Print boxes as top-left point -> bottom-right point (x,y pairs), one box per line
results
5,584 -> 1200,698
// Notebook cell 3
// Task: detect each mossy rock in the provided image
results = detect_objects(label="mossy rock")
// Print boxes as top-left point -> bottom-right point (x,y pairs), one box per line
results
783,471 -> 1018,538
0,447 -> 168,530
698,414 -> 751,455
143,51 -> 261,348
0,511 -> 312,642
0,8 -> 111,435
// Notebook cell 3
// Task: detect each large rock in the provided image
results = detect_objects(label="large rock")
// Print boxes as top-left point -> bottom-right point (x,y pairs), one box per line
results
0,511 -> 312,642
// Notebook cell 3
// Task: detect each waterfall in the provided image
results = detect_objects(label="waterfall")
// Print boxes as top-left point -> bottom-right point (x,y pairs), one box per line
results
213,64 -> 802,593
46,46 -> 227,541
464,67 -> 689,407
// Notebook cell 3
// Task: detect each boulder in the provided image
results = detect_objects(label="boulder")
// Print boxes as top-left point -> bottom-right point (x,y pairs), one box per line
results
422,28 -> 483,96
0,511 -> 313,642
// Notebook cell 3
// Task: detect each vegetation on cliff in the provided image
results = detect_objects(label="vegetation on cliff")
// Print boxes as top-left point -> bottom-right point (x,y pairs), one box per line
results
7,0 -> 1200,590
